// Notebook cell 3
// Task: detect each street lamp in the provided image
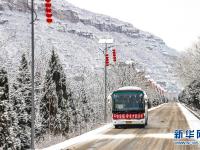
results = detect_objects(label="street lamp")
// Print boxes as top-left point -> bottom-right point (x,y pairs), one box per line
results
98,38 -> 113,123
31,0 -> 35,149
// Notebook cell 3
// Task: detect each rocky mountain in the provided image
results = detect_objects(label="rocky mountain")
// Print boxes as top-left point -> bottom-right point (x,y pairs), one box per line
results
0,0 -> 180,91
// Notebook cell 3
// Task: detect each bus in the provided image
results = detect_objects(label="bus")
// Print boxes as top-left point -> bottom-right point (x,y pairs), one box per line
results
109,86 -> 149,128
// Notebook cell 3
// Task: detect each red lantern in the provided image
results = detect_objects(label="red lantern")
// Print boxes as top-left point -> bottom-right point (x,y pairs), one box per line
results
46,8 -> 52,13
112,48 -> 116,62
46,13 -> 52,18
46,18 -> 53,23
106,53 -> 109,66
45,0 -> 53,24
45,3 -> 51,7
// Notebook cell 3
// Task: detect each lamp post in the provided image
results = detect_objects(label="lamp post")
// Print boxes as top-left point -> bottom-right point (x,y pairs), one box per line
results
98,38 -> 113,123
31,0 -> 35,149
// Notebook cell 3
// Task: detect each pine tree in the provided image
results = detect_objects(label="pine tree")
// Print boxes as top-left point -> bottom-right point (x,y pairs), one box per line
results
34,71 -> 43,140
0,68 -> 12,148
0,68 -> 20,149
12,54 -> 32,149
40,50 -> 73,136
79,82 -> 91,125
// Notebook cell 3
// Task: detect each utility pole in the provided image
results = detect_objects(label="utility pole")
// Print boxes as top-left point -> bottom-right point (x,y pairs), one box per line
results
98,39 -> 113,123
31,0 -> 35,149
104,43 -> 108,123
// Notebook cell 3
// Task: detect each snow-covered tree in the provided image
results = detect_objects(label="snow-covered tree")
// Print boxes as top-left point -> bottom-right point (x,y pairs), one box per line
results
34,71 -> 43,140
40,50 -> 73,136
107,61 -> 162,108
12,53 -> 32,149
177,38 -> 200,109
0,68 -> 21,149
0,68 -> 12,148
177,39 -> 200,86
75,69 -> 94,133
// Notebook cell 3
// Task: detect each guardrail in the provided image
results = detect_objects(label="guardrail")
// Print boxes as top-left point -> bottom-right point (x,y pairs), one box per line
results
181,103 -> 200,120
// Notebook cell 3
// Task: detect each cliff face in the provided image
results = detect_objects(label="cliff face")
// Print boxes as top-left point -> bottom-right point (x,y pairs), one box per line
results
0,0 -> 179,91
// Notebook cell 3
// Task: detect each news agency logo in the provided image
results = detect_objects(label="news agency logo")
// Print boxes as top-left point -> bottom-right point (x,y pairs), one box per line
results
174,129 -> 200,145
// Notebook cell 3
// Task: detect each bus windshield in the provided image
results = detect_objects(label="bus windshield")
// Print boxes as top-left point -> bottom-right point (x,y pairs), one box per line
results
112,91 -> 145,112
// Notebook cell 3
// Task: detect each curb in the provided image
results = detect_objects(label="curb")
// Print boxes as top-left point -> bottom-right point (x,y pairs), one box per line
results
181,103 -> 200,120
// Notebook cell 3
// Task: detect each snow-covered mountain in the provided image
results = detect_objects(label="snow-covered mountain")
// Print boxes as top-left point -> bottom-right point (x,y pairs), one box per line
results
0,0 -> 179,91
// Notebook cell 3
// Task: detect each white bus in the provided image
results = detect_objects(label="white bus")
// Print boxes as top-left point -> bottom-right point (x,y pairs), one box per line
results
109,86 -> 149,128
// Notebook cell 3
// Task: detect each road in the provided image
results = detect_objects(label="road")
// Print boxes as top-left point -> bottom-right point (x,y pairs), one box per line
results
66,103 -> 200,150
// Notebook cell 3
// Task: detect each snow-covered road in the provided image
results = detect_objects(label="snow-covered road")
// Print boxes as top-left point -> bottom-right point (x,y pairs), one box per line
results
42,103 -> 200,150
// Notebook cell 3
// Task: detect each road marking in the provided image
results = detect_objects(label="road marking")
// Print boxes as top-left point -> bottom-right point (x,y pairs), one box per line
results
143,133 -> 174,139
148,103 -> 166,112
83,133 -> 174,140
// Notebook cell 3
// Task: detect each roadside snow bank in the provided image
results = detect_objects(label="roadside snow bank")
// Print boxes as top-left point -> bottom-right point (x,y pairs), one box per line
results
42,124 -> 113,150
178,103 -> 200,142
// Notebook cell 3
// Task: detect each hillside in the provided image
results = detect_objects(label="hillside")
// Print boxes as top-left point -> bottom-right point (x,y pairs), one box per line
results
0,0 -> 184,148
0,0 -> 180,91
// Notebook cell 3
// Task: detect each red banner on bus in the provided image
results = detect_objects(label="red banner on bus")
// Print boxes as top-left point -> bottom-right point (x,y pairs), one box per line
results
112,113 -> 144,120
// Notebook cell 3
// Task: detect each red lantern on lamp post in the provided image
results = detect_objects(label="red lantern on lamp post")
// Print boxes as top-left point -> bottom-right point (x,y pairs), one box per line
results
106,53 -> 109,66
45,0 -> 53,23
112,48 -> 116,62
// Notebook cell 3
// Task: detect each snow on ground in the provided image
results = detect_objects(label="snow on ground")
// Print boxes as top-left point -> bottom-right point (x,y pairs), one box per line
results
148,103 -> 166,112
42,123 -> 112,150
178,103 -> 200,142
42,103 -> 166,150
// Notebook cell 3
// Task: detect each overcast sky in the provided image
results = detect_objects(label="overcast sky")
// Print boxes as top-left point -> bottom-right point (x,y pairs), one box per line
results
66,0 -> 200,51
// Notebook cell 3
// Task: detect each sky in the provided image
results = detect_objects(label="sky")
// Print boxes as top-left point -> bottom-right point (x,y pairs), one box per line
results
66,0 -> 200,51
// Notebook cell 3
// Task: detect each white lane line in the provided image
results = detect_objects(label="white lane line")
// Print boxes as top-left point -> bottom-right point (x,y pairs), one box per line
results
95,133 -> 173,139
148,103 -> 166,112
143,133 -> 174,139
42,103 -> 167,150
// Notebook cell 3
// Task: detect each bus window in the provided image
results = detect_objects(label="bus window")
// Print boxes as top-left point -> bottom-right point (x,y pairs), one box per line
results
112,91 -> 145,112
